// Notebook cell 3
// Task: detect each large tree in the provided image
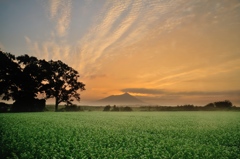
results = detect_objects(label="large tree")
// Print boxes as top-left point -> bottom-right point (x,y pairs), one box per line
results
15,55 -> 48,100
43,60 -> 85,111
0,51 -> 20,100
0,51 -> 49,111
1,51 -> 85,112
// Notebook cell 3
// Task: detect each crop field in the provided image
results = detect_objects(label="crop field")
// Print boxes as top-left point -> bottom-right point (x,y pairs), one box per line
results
1,112 -> 240,159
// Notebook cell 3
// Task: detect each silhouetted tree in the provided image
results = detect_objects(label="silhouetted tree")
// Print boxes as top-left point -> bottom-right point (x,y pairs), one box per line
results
103,105 -> 111,111
123,106 -> 132,111
111,105 -> 119,111
11,98 -> 46,112
1,51 -> 85,112
0,102 -> 10,113
214,100 -> 232,108
15,55 -> 49,100
0,51 -> 21,101
0,51 -> 48,111
63,104 -> 81,112
205,103 -> 215,108
43,60 -> 85,111
179,104 -> 195,110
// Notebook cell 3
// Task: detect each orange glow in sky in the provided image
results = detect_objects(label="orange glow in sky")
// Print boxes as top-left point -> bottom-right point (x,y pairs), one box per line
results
0,0 -> 240,105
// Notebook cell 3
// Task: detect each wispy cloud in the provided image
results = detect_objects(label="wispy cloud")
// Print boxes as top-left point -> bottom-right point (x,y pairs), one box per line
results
76,0 -> 196,76
123,88 -> 240,105
38,0 -> 238,77
25,0 -> 240,96
122,88 -> 165,95
75,1 -> 136,75
49,0 -> 72,37
122,87 -> 240,97
49,0 -> 60,18
25,36 -> 72,63
24,0 -> 73,64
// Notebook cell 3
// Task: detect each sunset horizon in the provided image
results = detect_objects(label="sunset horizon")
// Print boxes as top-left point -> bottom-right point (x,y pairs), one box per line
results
1,0 -> 240,106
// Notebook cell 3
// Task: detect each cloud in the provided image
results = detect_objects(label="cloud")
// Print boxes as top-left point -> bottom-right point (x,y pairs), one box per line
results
74,0 -> 198,76
134,90 -> 240,106
25,1 -> 73,63
49,0 -> 72,37
49,0 -> 60,18
76,1 -> 139,72
87,74 -> 107,80
78,0 -> 239,75
26,0 -> 240,82
147,69 -> 202,86
37,0 -> 229,77
122,87 -> 240,97
176,90 -> 240,96
122,88 -> 165,95
25,36 -> 72,64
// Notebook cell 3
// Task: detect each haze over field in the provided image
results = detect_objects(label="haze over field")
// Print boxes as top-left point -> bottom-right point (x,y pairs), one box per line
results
0,0 -> 240,105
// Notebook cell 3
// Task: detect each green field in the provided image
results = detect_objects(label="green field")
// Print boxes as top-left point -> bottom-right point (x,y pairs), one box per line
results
1,112 -> 240,158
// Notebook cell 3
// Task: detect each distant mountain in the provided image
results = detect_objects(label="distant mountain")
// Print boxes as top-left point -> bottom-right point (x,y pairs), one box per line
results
97,92 -> 145,105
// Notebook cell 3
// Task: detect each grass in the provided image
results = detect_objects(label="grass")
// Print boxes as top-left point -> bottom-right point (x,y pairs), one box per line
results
1,112 -> 240,158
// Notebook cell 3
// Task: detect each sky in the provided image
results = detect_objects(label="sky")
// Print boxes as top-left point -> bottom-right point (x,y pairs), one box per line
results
0,0 -> 240,106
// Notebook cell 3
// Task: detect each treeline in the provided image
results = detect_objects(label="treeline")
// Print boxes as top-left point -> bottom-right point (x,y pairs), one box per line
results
1,100 -> 238,113
140,100 -> 238,111
205,100 -> 232,108
103,105 -> 133,111
0,50 -> 85,112
101,100 -> 238,112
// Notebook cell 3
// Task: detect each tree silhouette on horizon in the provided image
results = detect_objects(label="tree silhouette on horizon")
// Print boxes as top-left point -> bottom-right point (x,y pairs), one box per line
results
0,50 -> 85,112
42,60 -> 85,111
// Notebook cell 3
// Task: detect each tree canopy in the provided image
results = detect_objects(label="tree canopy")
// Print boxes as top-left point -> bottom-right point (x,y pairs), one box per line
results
0,50 -> 85,112
205,100 -> 233,108
0,52 -> 21,101
42,60 -> 85,111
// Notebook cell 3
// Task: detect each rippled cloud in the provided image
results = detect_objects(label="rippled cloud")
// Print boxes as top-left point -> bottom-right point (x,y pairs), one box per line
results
74,0 -> 199,76
49,0 -> 72,37
22,0 -> 240,105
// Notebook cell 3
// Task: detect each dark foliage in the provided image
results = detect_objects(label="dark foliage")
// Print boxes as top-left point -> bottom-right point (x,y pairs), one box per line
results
122,106 -> 133,111
205,103 -> 215,108
0,51 -> 21,101
103,105 -> 133,111
0,102 -> 10,113
205,100 -> 233,108
42,60 -> 85,111
0,51 -> 85,112
0,52 -> 48,102
103,105 -> 111,111
111,105 -> 119,111
139,100 -> 236,111
60,104 -> 82,112
214,100 -> 232,108
11,98 -> 46,112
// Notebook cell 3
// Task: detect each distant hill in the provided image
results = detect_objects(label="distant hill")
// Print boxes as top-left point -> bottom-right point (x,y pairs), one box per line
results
97,92 -> 145,105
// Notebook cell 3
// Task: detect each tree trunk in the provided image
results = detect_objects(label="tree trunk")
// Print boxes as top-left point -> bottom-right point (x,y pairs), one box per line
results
55,97 -> 59,112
